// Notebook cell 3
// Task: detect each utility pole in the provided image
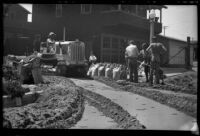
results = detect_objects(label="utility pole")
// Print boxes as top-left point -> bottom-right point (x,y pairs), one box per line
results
149,9 -> 156,44
186,36 -> 191,70
163,26 -> 168,36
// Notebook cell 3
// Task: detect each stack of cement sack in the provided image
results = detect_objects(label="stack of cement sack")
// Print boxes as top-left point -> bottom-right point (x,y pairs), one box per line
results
87,63 -> 101,77
105,63 -> 114,79
87,63 -> 129,80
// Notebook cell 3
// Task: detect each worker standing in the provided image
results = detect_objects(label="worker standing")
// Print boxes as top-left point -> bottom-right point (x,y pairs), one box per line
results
47,32 -> 56,53
146,36 -> 167,85
139,43 -> 151,82
29,51 -> 43,84
125,40 -> 139,83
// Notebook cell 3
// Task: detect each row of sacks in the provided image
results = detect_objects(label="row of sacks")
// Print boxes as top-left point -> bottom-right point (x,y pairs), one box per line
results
87,62 -> 145,81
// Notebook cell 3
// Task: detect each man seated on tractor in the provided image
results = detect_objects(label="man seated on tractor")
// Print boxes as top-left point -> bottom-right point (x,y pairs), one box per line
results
47,32 -> 56,53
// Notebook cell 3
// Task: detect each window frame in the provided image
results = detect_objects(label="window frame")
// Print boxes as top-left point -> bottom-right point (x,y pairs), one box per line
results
55,4 -> 62,18
80,4 -> 92,14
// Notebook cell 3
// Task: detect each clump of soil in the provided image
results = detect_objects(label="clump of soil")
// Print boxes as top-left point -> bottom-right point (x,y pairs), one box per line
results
79,87 -> 145,129
94,76 -> 197,118
3,76 -> 84,129
94,71 -> 197,95
164,71 -> 197,94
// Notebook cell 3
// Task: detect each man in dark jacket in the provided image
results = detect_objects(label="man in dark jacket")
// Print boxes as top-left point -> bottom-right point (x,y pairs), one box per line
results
139,43 -> 151,82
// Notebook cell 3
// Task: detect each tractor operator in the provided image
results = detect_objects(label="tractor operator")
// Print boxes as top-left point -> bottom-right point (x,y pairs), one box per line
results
47,32 -> 56,53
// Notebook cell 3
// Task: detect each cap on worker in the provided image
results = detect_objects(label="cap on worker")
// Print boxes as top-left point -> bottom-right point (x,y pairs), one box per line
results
142,42 -> 148,49
152,36 -> 157,39
128,40 -> 135,45
48,32 -> 56,37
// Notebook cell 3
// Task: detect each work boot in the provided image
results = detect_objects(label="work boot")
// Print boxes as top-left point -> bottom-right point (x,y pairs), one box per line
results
149,82 -> 153,86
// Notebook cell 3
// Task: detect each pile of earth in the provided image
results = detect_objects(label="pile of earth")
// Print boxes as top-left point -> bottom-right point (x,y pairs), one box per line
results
79,87 -> 145,129
93,70 -> 197,95
164,71 -> 197,94
94,76 -> 197,118
3,76 -> 84,129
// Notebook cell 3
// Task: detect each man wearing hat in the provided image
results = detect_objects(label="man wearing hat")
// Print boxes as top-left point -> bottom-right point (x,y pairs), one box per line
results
125,40 -> 139,83
146,36 -> 167,85
139,42 -> 151,82
47,32 -> 56,53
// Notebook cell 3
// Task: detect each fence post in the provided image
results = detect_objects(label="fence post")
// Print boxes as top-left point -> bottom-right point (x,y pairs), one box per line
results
186,37 -> 191,70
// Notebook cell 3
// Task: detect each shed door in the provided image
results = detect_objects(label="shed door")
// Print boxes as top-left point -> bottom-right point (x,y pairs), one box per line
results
169,44 -> 185,65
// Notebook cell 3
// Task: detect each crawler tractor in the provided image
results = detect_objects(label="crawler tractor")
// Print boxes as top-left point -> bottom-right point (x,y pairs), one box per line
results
40,40 -> 88,77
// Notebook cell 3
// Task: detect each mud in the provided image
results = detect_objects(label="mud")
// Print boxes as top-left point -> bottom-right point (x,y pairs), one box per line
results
94,76 -> 197,118
164,71 -> 197,94
3,76 -> 84,129
79,87 -> 145,129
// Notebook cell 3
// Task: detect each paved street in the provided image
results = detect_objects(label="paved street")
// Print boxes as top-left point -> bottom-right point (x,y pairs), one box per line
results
70,78 -> 196,130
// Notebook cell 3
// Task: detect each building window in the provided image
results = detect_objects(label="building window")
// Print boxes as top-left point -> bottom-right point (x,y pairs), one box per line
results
10,12 -> 15,20
56,4 -> 62,17
101,35 -> 124,63
103,37 -> 111,48
112,38 -> 119,49
81,4 -> 92,14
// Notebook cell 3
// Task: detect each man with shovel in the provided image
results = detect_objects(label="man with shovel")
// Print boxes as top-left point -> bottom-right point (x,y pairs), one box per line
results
146,36 -> 167,86
139,42 -> 151,82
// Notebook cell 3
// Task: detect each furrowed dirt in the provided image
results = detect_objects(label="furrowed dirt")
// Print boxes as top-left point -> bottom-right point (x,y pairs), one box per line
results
3,76 -> 85,129
78,87 -> 146,129
94,76 -> 197,118
3,75 -> 145,129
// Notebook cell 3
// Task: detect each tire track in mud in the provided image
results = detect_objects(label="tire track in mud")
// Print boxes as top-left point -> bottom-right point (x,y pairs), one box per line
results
77,87 -> 146,129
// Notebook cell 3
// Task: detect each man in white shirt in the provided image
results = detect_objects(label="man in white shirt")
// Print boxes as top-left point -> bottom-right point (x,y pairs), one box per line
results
125,40 -> 139,83
89,51 -> 97,66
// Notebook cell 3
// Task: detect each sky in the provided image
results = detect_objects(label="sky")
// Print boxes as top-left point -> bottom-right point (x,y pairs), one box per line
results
20,4 -> 198,42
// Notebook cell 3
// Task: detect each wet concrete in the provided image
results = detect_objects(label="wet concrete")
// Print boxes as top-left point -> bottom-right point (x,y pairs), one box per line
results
70,78 -> 197,130
71,101 -> 118,129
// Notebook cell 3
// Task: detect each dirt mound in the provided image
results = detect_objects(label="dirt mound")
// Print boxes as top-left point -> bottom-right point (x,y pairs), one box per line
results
3,76 -> 84,129
164,71 -> 197,94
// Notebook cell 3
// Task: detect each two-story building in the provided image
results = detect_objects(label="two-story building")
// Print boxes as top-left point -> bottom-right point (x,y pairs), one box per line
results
32,4 -> 167,63
3,4 -> 38,56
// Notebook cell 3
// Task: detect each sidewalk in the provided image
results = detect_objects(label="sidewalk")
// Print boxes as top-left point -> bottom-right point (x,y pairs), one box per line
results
70,78 -> 196,130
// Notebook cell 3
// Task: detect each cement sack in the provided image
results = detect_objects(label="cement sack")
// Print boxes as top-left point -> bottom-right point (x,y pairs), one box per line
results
105,67 -> 113,78
138,66 -> 145,77
98,66 -> 105,77
120,69 -> 127,80
113,67 -> 120,80
91,64 -> 100,77
87,64 -> 95,76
